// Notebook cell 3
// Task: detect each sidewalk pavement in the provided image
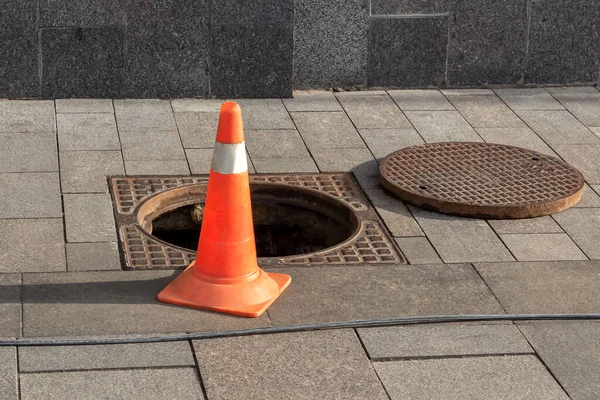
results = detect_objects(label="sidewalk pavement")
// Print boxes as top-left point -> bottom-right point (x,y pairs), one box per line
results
1,87 -> 600,398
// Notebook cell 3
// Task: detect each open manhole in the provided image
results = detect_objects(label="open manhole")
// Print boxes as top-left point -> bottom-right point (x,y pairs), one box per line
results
109,173 -> 405,270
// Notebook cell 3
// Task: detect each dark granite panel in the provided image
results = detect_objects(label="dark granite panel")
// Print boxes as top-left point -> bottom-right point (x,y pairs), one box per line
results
526,0 -> 600,84
41,27 -> 126,98
211,0 -> 293,25
294,0 -> 369,89
368,17 -> 448,87
371,0 -> 448,15
39,0 -> 125,26
447,0 -> 528,86
126,0 -> 209,98
211,23 -> 293,98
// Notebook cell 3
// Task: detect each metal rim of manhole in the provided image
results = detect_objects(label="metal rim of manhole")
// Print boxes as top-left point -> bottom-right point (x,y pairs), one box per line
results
109,173 -> 406,270
379,142 -> 585,219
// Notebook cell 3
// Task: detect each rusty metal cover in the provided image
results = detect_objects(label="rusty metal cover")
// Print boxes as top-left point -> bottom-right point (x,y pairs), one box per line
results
109,173 -> 405,270
379,142 -> 585,219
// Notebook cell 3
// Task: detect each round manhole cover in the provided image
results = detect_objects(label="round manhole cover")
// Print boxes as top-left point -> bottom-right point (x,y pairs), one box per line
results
379,142 -> 585,219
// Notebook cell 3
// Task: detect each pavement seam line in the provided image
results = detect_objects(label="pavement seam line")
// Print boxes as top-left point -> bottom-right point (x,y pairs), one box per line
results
352,329 -> 393,400
170,100 -> 193,176
188,340 -> 210,400
371,352 -> 535,363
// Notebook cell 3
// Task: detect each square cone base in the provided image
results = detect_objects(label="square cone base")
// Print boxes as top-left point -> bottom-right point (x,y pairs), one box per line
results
157,263 -> 291,318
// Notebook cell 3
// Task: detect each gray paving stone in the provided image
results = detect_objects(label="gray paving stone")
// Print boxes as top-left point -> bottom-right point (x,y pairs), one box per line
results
592,127 -> 600,136
185,149 -> 213,175
0,348 -> 16,400
358,323 -> 532,359
553,208 -> 600,259
60,151 -> 124,193
475,260 -> 600,314
336,92 -> 411,129
55,99 -> 114,114
125,160 -> 190,176
394,237 -> 441,264
0,101 -> 56,133
312,148 -> 378,187
114,100 -> 177,132
0,133 -> 58,172
445,93 -> 525,128
475,126 -> 556,156
66,242 -> 121,271
494,88 -> 564,111
20,368 -> 204,400
410,207 -> 513,263
552,145 -> 600,184
359,128 -> 424,161
500,233 -> 587,261
249,157 -> 317,173
236,99 -> 295,130
518,321 -> 600,400
194,329 -> 388,400
388,90 -> 454,111
39,0 -> 124,26
57,113 -> 120,151
488,216 -> 563,234
405,111 -> 483,143
22,270 -> 270,337
267,264 -> 504,325
171,99 -> 222,113
371,0 -> 447,14
374,355 -> 568,400
0,274 -> 21,339
574,183 -> 600,208
291,112 -> 365,149
19,342 -> 194,372
547,87 -> 600,127
64,193 -> 116,243
441,89 -> 495,96
516,110 -> 599,145
245,129 -> 311,157
120,130 -> 185,161
0,219 -> 65,273
0,173 -> 62,218
174,112 -> 219,149
365,189 -> 423,237
283,91 -> 343,112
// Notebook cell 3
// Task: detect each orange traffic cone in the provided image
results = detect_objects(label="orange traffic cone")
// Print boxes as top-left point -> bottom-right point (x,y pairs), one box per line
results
157,102 -> 291,317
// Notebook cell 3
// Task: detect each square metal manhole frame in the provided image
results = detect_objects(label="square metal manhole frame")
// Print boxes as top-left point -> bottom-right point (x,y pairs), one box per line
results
108,173 -> 406,270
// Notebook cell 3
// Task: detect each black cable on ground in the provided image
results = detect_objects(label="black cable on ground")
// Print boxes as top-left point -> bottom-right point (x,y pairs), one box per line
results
2,313 -> 600,347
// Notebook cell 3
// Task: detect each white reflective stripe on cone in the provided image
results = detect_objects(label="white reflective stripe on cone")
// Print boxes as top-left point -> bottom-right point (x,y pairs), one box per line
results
211,141 -> 248,174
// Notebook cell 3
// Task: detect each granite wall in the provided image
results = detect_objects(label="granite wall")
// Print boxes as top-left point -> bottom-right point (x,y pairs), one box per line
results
1,0 -> 598,99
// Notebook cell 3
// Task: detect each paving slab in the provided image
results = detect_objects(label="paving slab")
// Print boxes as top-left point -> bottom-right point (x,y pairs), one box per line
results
410,207 -> 513,263
405,111 -> 483,143
245,129 -> 312,159
55,99 -> 114,113
574,183 -> 600,208
174,111 -> 219,148
310,148 -> 377,186
0,172 -> 62,218
445,93 -> 525,128
66,242 -> 122,271
19,342 -> 195,372
291,111 -> 365,149
553,208 -> 600,259
64,193 -> 117,242
0,100 -> 56,133
186,149 -> 254,174
518,321 -> 600,400
125,160 -> 191,175
516,110 -> 600,145
374,355 -> 568,400
57,113 -> 120,151
0,274 -> 21,338
120,130 -> 186,161
283,91 -> 343,112
171,99 -> 222,113
266,264 -> 504,325
358,128 -> 424,161
0,219 -> 65,273
114,100 -> 177,132
0,348 -> 17,400
0,133 -> 58,172
475,260 -> 600,314
365,189 -> 423,237
475,126 -> 556,156
60,151 -> 124,193
193,330 -> 388,400
358,323 -> 532,359
22,270 -> 271,337
20,368 -> 204,400
494,88 -> 564,111
488,216 -> 563,234
236,99 -> 295,130
336,91 -> 411,129
547,86 -> 600,127
500,233 -> 587,261
388,89 -> 454,111
250,156 -> 319,173
552,144 -> 600,184
394,237 -> 441,264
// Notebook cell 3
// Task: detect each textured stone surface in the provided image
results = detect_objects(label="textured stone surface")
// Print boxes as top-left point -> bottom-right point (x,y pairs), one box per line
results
500,233 -> 587,261
518,321 -> 600,400
0,173 -> 62,218
311,147 -> 378,186
0,101 -> 55,133
20,368 -> 204,400
475,260 -> 600,313
294,0 -> 368,89
336,92 -> 411,128
194,330 -> 387,400
374,356 -> 568,400
120,130 -> 185,161
394,237 -> 441,264
125,160 -> 191,175
236,99 -> 295,130
245,129 -> 316,173
494,88 -> 564,111
447,0 -> 527,86
114,100 -> 177,132
66,242 -> 122,271
57,113 -> 120,151
60,151 -> 124,193
552,145 -> 600,184
22,271 -> 270,336
365,189 -> 423,237
488,216 -> 562,234
445,92 -> 524,128
40,0 -> 124,26
211,0 -> 292,25
358,323 -> 532,359
292,112 -> 365,149
371,0 -> 447,14
516,111 -> 599,144
267,264 -> 504,325
0,274 -> 21,339
185,149 -> 213,175
405,111 -> 482,143
527,0 -> 600,84
389,90 -> 454,111
283,91 -> 343,112
174,112 -> 219,148
64,193 -> 116,242
475,127 -> 556,156
41,27 -> 125,98
547,87 -> 600,127
359,128 -> 424,160
0,348 -> 17,400
19,342 -> 194,371
574,184 -> 600,208
171,99 -> 222,113
553,208 -> 600,259
368,17 -> 447,87
0,133 -> 58,172
0,219 -> 65,273
55,99 -> 113,113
